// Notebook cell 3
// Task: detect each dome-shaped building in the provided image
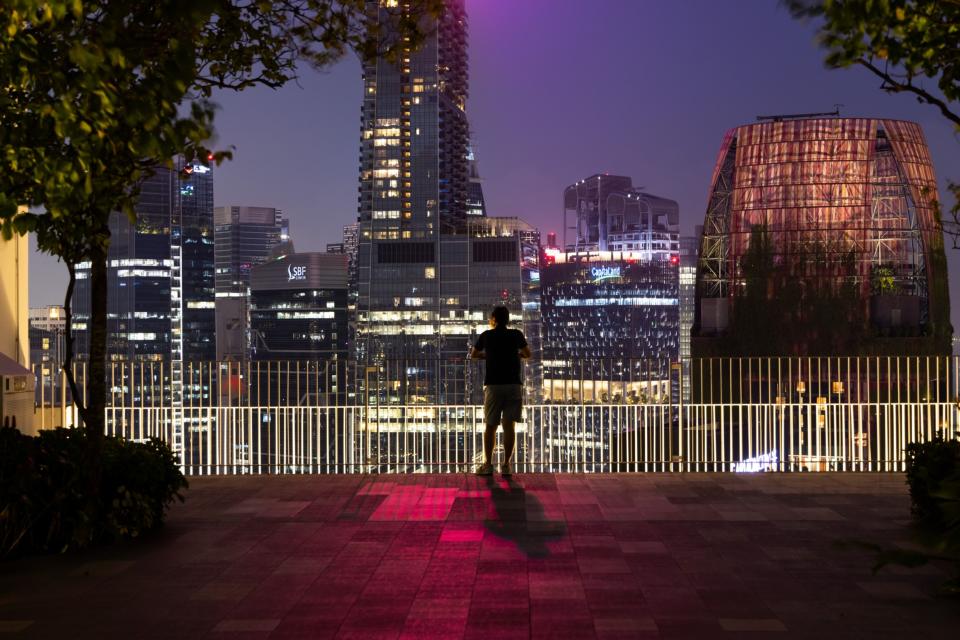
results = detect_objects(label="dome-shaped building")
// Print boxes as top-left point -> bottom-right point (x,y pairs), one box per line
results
693,117 -> 950,357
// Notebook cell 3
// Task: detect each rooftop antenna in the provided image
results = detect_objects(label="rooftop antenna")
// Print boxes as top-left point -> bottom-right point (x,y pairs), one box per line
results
756,106 -> 841,122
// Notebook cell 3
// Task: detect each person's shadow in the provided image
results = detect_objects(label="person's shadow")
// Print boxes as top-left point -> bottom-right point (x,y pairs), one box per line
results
483,476 -> 567,558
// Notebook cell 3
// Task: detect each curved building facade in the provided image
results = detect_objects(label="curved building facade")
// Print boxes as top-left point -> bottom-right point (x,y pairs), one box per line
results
693,117 -> 950,356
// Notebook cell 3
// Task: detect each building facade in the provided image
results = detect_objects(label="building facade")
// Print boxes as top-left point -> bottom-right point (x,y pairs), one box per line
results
73,158 -> 215,363
214,205 -> 287,360
249,253 -> 349,405
563,174 -> 680,255
693,117 -> 951,357
540,251 -> 679,402
0,228 -> 29,368
250,252 -> 349,361
354,0 -> 540,406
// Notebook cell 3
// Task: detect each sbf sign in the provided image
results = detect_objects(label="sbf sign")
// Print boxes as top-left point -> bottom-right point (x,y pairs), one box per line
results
288,264 -> 307,281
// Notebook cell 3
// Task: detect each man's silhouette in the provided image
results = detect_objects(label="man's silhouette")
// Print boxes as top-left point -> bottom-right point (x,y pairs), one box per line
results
470,306 -> 531,476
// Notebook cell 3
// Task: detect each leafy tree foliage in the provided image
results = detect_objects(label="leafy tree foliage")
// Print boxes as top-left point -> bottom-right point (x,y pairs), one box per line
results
729,225 -> 867,355
0,1 -> 440,445
785,0 -> 960,241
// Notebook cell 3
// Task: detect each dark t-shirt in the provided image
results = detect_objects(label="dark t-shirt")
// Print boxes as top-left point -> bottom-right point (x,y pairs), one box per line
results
474,327 -> 528,385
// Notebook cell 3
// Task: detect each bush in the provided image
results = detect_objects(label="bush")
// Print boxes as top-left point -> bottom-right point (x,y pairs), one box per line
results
905,436 -> 960,528
0,427 -> 187,558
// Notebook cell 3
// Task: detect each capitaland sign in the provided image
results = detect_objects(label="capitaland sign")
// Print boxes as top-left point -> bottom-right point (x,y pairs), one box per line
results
287,264 -> 307,281
590,265 -> 621,282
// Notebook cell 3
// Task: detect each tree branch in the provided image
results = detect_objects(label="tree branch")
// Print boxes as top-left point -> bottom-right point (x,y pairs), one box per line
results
857,57 -> 960,128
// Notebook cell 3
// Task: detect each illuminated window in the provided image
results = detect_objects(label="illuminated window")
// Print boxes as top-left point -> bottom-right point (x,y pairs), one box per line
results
424,266 -> 436,279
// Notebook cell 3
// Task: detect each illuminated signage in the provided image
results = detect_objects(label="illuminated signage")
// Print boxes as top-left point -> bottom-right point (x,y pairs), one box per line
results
186,164 -> 210,174
287,264 -> 307,281
590,265 -> 621,282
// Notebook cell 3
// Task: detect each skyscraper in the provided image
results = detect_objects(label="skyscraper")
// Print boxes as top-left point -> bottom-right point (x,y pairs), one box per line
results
73,157 -> 215,364
354,0 -> 539,407
542,175 -> 680,401
213,206 -> 288,360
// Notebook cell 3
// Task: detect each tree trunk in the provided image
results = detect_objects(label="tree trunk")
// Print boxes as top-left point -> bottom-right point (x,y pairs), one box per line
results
85,242 -> 109,444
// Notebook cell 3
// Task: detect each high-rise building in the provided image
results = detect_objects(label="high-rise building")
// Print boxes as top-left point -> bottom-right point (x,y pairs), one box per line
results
73,157 -> 215,364
358,0 -> 468,237
250,252 -> 348,360
563,174 -> 680,255
679,233 -> 700,401
354,0 -> 538,406
693,116 -> 950,357
214,206 -> 287,360
542,176 -> 680,401
28,306 -> 66,334
250,252 -> 349,404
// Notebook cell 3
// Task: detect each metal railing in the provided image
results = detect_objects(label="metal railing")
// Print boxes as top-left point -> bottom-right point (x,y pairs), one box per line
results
32,356 -> 960,474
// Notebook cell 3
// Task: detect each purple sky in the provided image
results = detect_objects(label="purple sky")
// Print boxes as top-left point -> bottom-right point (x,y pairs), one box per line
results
29,0 -> 960,327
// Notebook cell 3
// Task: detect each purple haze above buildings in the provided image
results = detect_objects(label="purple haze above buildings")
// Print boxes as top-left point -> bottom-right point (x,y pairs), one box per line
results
29,0 -> 960,329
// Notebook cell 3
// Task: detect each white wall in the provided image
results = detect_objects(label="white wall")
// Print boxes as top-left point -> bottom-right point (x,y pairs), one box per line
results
0,231 -> 29,367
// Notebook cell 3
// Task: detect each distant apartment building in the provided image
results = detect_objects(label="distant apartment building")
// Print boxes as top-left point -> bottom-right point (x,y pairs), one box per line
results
214,205 -> 288,360
29,306 -> 67,412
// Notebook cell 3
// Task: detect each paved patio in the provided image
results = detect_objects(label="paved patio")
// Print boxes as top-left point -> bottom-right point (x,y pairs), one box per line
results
1,473 -> 958,639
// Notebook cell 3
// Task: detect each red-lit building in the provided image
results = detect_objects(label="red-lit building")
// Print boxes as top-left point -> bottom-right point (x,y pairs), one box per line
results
693,117 -> 951,357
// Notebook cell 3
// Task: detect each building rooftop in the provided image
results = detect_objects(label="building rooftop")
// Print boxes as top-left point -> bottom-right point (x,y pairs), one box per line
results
2,473 -> 957,638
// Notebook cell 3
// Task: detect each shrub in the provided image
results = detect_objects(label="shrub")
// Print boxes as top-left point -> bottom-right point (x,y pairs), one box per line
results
905,436 -> 960,528
0,427 -> 187,558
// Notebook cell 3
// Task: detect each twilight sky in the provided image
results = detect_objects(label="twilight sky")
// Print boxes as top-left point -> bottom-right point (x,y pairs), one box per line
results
29,0 -> 960,327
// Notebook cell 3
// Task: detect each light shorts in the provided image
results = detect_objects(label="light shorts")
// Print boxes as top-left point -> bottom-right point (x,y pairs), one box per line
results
483,384 -> 523,425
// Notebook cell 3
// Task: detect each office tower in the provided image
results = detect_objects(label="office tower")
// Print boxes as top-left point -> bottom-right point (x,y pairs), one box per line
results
28,306 -> 65,369
355,0 -> 538,407
73,157 -> 215,364
542,175 -> 680,401
214,206 -> 287,360
250,252 -> 349,404
546,232 -> 558,249
250,253 -> 348,360
693,116 -> 950,357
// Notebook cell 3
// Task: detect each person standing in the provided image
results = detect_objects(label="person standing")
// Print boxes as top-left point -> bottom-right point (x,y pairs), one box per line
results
470,306 -> 531,476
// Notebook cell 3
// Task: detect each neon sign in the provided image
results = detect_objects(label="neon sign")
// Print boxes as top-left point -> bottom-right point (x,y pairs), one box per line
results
590,265 -> 621,282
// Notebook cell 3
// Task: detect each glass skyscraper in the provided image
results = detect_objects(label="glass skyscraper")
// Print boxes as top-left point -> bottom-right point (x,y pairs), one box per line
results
213,206 -> 288,360
73,157 -> 215,363
542,175 -> 680,402
354,0 -> 539,407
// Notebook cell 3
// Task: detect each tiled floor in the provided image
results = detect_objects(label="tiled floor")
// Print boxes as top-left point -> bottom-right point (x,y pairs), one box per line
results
2,473 -> 958,639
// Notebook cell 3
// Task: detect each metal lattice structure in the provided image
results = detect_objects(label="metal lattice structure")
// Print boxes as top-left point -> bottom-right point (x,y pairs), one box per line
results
693,117 -> 950,356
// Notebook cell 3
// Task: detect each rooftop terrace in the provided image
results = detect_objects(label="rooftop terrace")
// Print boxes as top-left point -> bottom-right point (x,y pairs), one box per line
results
2,473 -> 958,639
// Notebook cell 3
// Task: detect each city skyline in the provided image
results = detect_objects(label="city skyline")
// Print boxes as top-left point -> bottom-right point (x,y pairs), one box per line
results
27,0 -> 960,328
